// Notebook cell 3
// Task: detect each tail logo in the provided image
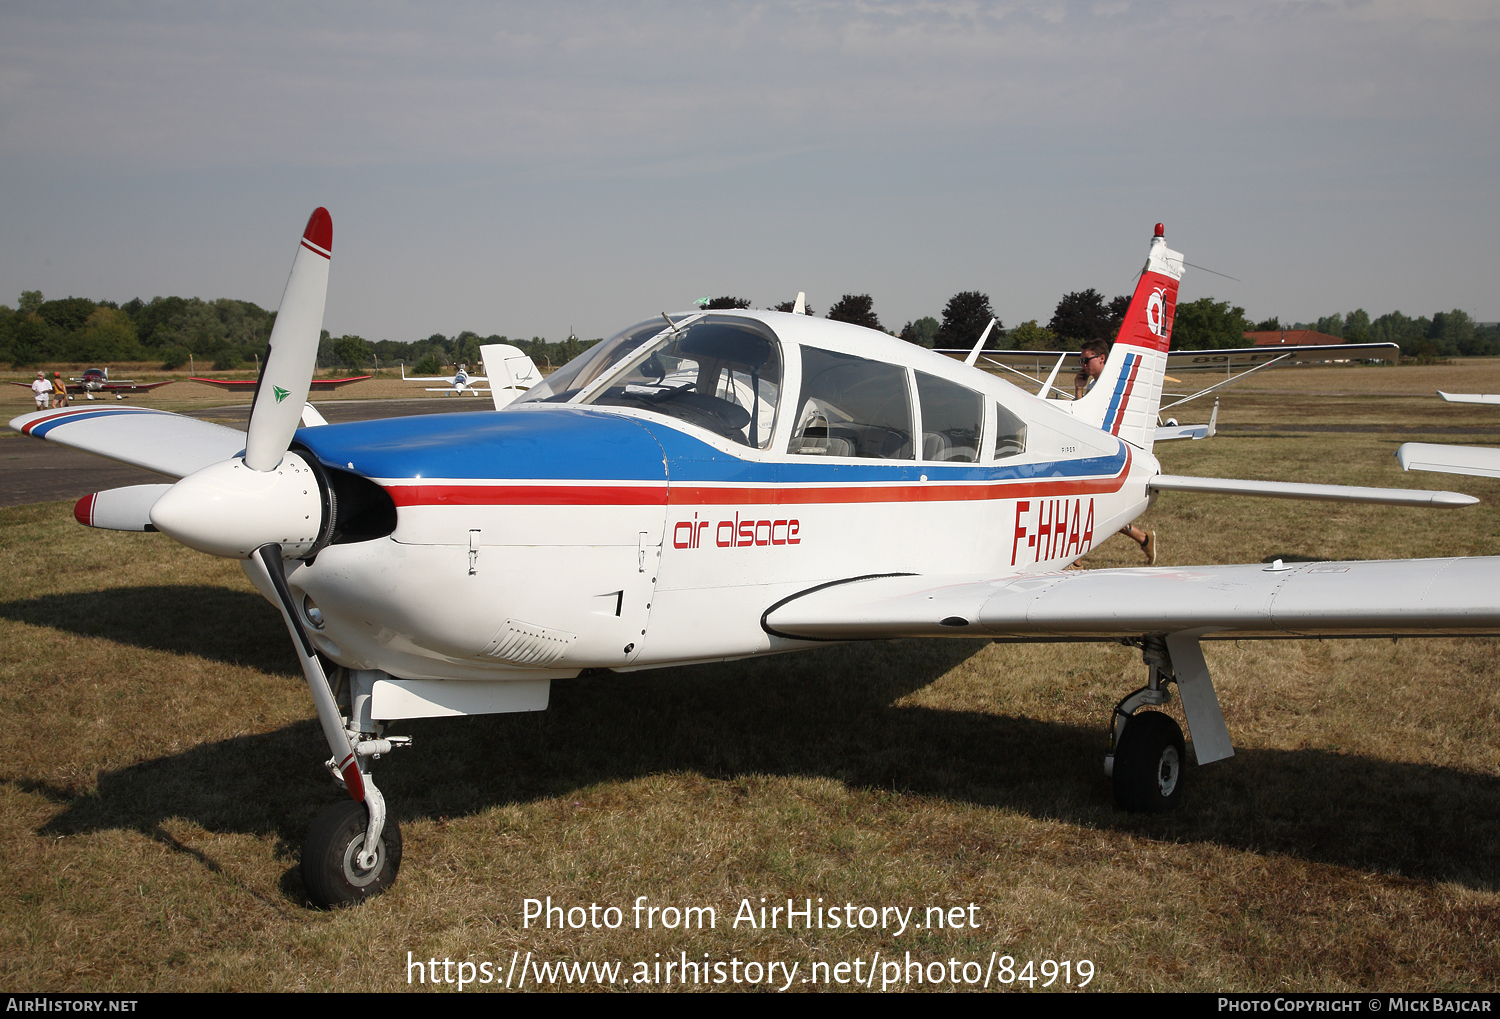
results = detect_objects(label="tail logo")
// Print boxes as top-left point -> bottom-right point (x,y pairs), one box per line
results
1146,288 -> 1168,337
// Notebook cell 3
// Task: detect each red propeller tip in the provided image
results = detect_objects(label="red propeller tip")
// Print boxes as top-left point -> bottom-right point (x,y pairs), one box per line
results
302,207 -> 332,254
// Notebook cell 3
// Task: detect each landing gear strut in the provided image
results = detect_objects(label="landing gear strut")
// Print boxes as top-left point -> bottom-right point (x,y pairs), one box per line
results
250,546 -> 412,908
1106,636 -> 1186,812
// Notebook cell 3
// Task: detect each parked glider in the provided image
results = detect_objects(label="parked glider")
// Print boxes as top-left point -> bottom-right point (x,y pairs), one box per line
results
954,340 -> 1398,444
13,213 -> 1498,910
10,367 -> 174,400
189,374 -> 371,392
1394,393 -> 1500,479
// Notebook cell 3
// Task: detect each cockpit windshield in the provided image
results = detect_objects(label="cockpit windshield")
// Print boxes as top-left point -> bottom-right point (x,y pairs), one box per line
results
511,315 -> 693,405
579,315 -> 783,448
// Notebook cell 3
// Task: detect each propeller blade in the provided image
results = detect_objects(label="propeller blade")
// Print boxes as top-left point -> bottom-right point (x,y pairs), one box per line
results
245,208 -> 332,472
249,544 -> 363,798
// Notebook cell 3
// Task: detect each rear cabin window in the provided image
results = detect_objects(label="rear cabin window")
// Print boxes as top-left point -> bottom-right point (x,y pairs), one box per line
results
915,371 -> 982,463
992,401 -> 1027,459
788,347 -> 914,460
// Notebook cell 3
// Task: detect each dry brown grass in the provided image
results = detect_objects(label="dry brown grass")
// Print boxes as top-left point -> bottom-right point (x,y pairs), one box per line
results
4,383 -> 1500,992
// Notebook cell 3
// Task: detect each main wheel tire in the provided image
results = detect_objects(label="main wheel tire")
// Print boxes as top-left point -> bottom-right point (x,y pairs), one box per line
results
1112,710 -> 1186,813
301,799 -> 402,908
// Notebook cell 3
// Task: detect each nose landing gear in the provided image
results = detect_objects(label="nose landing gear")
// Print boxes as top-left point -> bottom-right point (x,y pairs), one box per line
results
303,798 -> 403,907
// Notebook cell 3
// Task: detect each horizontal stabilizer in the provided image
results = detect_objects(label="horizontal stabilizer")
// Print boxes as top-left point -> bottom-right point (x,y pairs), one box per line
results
1149,474 -> 1476,507
1437,391 -> 1500,405
763,557 -> 1500,642
1154,423 -> 1212,442
74,484 -> 174,530
1396,442 -> 1500,480
9,406 -> 246,479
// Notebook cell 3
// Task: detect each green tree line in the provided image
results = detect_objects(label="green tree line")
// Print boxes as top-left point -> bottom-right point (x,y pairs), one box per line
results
4,288 -> 1494,371
0,290 -> 604,372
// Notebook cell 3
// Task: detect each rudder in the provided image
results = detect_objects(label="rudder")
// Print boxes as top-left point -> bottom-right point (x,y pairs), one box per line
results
1071,224 -> 1185,450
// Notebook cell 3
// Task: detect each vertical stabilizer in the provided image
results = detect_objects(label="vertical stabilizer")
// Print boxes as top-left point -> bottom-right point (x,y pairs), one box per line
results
480,343 -> 543,410
1071,224 -> 1184,450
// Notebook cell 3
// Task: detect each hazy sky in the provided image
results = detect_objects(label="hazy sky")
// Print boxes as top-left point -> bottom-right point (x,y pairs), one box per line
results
2,1 -> 1496,343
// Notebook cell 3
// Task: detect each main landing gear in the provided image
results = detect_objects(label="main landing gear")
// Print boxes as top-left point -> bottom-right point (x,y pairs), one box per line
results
1105,634 -> 1235,813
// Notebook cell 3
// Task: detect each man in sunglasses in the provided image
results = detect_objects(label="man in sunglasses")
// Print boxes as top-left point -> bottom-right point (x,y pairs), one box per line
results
1073,339 -> 1109,400
1073,339 -> 1157,564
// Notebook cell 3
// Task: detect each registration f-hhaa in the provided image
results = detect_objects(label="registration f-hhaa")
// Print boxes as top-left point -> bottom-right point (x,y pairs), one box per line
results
13,211 -> 1498,908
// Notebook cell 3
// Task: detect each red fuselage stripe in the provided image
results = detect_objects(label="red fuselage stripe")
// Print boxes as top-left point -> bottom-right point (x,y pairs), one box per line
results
385,455 -> 1132,508
1110,357 -> 1143,435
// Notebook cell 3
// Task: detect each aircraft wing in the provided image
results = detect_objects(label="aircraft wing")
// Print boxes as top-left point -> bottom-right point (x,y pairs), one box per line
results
762,558 -> 1500,642
1397,442 -> 1500,480
1438,392 -> 1500,405
8,406 -> 246,479
189,375 -> 370,392
309,375 -> 371,391
935,343 -> 1397,373
1164,342 -> 1399,371
97,380 -> 175,393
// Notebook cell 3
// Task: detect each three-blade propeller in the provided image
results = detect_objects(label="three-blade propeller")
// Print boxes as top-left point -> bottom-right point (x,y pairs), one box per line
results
145,208 -> 370,814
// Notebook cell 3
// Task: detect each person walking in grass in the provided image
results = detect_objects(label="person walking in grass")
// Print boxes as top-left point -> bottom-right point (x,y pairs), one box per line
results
51,372 -> 69,408
31,372 -> 51,410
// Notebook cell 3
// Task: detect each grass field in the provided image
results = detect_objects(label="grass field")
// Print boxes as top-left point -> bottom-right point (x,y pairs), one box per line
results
3,371 -> 1500,992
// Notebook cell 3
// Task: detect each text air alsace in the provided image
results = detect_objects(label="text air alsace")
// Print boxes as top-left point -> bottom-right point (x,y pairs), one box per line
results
1012,497 -> 1096,566
673,511 -> 801,550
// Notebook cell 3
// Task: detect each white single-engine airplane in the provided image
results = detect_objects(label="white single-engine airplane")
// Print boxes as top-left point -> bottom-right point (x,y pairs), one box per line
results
12,212 -> 1500,909
401,361 -> 487,396
401,349 -> 543,407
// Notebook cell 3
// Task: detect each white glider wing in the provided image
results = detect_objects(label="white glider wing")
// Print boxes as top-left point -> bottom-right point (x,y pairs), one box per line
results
763,558 -> 1500,642
1438,392 -> 1500,405
1397,442 -> 1500,480
1149,474 -> 1477,507
9,406 -> 247,479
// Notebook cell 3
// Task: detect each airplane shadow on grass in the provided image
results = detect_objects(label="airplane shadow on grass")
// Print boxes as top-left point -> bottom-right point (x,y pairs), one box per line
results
14,585 -> 1500,896
0,585 -> 294,675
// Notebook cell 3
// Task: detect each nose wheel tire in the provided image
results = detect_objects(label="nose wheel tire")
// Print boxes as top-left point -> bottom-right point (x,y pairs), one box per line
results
302,799 -> 402,908
1112,711 -> 1185,813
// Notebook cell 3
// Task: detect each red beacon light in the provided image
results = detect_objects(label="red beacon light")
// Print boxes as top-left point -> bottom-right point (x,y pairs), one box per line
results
1154,223 -> 1165,237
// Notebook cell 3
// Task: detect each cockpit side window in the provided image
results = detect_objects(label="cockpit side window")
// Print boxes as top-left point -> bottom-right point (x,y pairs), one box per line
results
788,346 -> 914,460
992,400 -> 1028,460
581,316 -> 782,449
915,371 -> 982,463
